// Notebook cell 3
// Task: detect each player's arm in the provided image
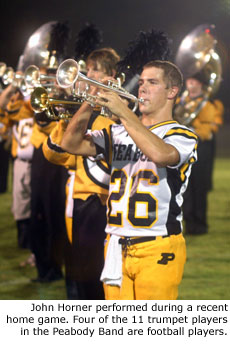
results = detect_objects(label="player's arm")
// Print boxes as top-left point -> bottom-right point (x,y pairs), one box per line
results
95,91 -> 180,167
42,120 -> 75,168
60,101 -> 97,156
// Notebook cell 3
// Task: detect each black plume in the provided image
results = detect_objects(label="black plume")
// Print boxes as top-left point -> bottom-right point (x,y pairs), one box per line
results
74,22 -> 103,60
117,28 -> 171,79
47,21 -> 70,57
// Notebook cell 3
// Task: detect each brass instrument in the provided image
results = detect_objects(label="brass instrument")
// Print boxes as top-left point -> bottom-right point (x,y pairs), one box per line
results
30,86 -> 84,119
18,21 -> 69,72
0,65 -> 30,96
0,62 -> 7,77
24,65 -> 56,89
2,66 -> 14,85
174,24 -> 222,126
56,58 -> 144,116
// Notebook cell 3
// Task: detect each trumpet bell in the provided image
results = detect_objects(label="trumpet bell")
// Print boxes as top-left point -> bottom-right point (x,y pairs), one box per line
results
174,24 -> 222,126
19,79 -> 32,97
13,72 -> 24,86
0,65 -> 31,96
0,62 -> 7,77
24,65 -> 40,88
25,64 -> 56,91
30,86 -> 85,119
2,67 -> 14,85
56,59 -> 79,88
30,86 -> 49,112
175,24 -> 217,79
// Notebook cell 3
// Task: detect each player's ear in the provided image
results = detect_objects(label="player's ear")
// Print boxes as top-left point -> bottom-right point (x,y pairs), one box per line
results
168,86 -> 179,100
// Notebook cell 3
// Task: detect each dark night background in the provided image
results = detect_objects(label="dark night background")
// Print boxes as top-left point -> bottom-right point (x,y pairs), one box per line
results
0,0 -> 230,155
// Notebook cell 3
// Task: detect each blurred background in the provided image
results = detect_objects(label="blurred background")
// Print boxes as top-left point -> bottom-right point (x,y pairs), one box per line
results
0,0 -> 229,154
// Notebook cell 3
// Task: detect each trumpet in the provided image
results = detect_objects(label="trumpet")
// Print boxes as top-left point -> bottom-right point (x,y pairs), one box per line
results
0,62 -> 7,77
30,86 -> 84,120
0,65 -> 30,96
24,65 -> 56,89
56,59 -> 144,116
1,66 -> 14,85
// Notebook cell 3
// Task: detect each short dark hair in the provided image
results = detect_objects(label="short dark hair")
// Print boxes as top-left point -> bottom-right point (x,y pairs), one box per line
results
86,48 -> 120,76
143,60 -> 183,97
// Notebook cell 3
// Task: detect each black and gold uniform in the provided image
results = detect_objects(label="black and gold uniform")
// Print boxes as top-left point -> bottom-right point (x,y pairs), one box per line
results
1,95 -> 34,249
30,117 -> 68,282
0,108 -> 11,193
43,113 -> 114,299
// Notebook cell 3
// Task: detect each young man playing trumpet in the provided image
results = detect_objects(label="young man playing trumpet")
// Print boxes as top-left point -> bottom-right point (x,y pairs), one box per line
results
43,47 -> 120,299
61,60 -> 198,300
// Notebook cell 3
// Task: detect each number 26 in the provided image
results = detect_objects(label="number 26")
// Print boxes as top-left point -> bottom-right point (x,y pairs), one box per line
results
107,169 -> 159,227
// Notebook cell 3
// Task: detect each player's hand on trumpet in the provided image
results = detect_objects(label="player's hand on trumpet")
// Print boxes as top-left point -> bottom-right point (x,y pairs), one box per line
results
95,89 -> 130,120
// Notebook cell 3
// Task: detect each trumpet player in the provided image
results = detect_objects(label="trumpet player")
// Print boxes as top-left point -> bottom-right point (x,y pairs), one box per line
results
61,60 -> 198,300
0,83 -> 16,194
0,77 -> 35,263
43,47 -> 120,299
28,21 -> 70,283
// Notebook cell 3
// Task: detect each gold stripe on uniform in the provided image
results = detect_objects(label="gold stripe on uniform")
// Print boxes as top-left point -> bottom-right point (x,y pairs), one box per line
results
164,127 -> 198,140
149,120 -> 178,131
180,157 -> 196,182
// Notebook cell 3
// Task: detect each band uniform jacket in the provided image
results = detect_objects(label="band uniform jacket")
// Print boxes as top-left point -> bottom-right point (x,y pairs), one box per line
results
177,95 -> 224,140
42,114 -> 115,204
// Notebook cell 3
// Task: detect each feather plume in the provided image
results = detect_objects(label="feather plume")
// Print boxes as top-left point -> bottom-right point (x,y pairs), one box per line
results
117,29 -> 172,79
74,22 -> 103,60
47,21 -> 70,57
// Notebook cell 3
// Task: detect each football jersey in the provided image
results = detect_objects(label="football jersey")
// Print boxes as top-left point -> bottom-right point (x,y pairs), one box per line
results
90,120 -> 198,237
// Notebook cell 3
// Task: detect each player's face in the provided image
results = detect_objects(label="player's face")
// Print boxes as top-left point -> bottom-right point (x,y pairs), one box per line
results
186,78 -> 203,95
86,62 -> 107,82
138,67 -> 169,115
76,61 -> 107,96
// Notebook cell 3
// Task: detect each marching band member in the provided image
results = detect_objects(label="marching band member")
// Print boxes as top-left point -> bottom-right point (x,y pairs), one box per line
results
0,84 -> 34,261
174,24 -> 224,235
27,21 -> 70,282
61,59 -> 198,300
43,47 -> 120,299
0,84 -> 15,194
